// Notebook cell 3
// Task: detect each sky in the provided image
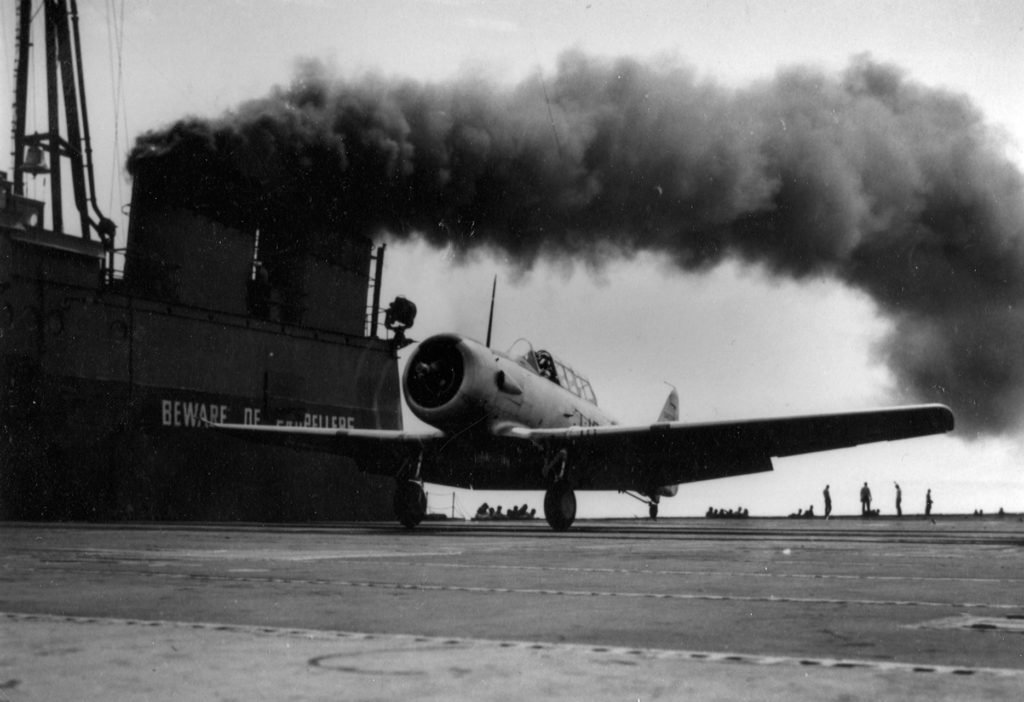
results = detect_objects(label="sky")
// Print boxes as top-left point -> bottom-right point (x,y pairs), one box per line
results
2,0 -> 1024,518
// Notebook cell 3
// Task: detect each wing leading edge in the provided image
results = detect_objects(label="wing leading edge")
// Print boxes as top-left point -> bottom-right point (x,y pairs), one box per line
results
210,423 -> 445,476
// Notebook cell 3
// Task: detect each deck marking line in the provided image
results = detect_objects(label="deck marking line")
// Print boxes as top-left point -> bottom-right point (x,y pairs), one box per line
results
38,566 -> 1022,610
3,611 -> 1020,679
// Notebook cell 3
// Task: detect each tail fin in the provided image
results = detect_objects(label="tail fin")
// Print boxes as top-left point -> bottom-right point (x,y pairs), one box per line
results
657,387 -> 679,423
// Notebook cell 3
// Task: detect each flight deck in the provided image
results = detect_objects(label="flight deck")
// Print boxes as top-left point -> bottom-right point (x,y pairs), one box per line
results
2,518 -> 1022,700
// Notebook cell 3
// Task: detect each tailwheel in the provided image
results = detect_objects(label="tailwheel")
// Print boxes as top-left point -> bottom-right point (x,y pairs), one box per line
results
543,481 -> 577,531
393,479 -> 427,529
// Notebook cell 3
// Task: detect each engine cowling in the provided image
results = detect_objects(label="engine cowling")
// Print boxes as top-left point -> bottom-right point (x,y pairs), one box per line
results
403,334 -> 492,430
404,335 -> 465,410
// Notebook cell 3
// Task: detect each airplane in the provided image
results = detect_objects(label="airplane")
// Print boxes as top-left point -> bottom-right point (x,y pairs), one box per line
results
213,329 -> 955,531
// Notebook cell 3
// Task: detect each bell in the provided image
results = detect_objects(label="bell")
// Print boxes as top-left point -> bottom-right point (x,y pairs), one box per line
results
20,145 -> 49,175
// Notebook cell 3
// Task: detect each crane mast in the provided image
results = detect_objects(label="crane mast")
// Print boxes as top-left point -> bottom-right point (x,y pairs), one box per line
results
10,0 -> 115,257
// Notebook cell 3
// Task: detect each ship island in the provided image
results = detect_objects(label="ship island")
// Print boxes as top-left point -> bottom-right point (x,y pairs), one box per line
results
0,0 -> 412,522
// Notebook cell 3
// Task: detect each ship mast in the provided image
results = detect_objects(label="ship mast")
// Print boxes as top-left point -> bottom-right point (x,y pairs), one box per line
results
10,0 -> 115,251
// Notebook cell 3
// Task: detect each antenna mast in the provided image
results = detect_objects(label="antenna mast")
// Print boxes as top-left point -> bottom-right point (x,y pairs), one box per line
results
485,275 -> 497,347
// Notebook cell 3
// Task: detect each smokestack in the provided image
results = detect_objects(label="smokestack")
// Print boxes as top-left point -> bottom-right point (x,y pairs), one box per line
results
127,53 -> 1024,437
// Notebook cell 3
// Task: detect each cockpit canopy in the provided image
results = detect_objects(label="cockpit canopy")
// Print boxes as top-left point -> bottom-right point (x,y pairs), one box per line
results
508,339 -> 598,404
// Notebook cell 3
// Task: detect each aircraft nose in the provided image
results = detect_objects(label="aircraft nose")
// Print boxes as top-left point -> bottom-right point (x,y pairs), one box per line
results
405,336 -> 465,409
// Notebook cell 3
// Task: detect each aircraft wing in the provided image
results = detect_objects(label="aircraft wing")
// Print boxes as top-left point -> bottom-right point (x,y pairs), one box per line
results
211,423 -> 446,477
214,404 -> 952,490
500,404 -> 954,491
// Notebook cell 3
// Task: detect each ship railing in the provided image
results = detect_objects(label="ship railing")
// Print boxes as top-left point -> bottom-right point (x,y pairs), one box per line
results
100,247 -> 309,324
102,247 -> 128,288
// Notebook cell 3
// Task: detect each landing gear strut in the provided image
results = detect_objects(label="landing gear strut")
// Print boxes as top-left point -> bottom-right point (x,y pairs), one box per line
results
544,481 -> 576,531
394,479 -> 427,529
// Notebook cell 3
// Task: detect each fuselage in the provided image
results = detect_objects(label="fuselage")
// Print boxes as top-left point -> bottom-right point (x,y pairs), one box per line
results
403,334 -> 616,435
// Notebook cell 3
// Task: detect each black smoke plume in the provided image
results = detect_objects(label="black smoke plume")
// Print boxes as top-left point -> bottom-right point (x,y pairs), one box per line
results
127,52 -> 1024,437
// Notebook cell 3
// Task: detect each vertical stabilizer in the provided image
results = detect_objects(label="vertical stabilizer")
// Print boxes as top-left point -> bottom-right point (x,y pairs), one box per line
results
657,387 -> 679,422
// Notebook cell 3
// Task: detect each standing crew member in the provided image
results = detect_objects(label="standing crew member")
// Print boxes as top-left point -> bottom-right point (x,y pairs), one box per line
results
823,485 -> 832,518
894,482 -> 902,517
925,489 -> 933,516
860,482 -> 872,516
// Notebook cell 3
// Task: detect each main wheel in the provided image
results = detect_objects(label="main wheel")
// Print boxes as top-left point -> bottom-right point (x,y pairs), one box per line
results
543,482 -> 576,531
393,480 -> 427,529
649,502 -> 659,520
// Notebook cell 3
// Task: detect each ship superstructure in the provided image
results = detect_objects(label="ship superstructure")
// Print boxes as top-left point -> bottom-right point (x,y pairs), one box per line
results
1,0 -> 406,520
